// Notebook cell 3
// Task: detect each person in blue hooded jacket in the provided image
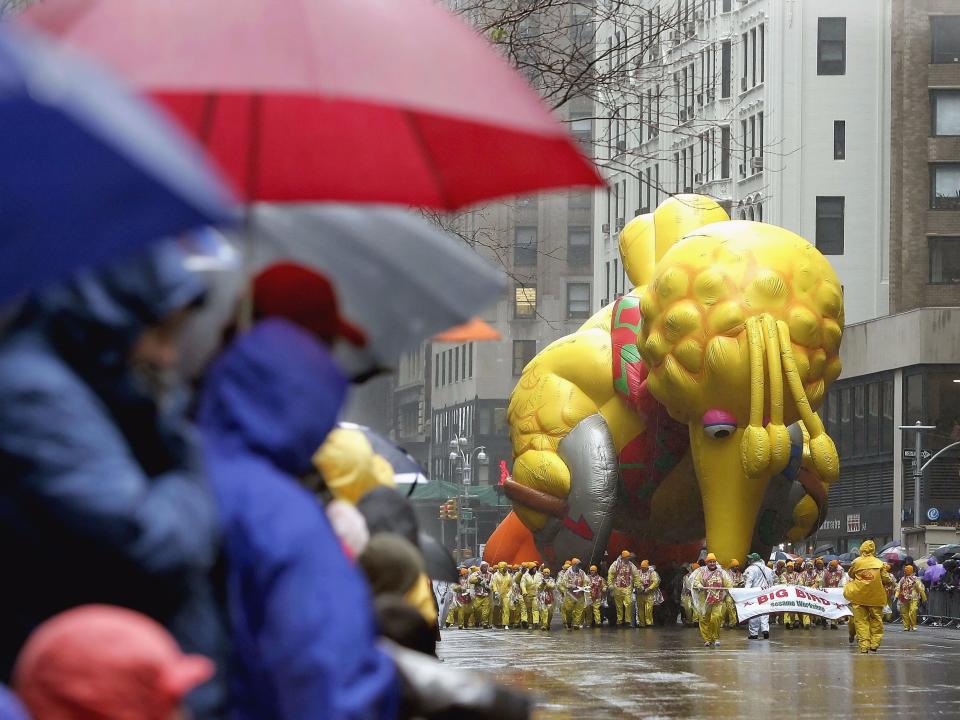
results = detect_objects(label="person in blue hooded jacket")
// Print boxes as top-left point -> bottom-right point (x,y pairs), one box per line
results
197,318 -> 400,720
0,242 -> 227,716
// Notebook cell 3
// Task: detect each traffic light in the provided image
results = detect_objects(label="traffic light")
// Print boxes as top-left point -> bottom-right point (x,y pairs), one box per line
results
448,499 -> 458,520
439,503 -> 448,520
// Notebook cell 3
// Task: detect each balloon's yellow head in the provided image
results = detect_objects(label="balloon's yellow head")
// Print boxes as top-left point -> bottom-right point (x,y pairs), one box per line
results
637,219 -> 843,565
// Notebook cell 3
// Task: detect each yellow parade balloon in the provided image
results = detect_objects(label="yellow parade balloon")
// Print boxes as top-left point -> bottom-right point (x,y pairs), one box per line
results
486,195 -> 844,570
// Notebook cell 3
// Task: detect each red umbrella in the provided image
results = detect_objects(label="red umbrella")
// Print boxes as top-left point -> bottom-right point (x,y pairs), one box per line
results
21,0 -> 602,209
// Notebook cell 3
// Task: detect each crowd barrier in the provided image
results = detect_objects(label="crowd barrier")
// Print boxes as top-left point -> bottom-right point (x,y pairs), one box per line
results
920,587 -> 960,627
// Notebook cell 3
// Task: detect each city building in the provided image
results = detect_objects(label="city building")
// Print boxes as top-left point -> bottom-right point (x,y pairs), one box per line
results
593,0 -> 891,324
815,2 -> 960,557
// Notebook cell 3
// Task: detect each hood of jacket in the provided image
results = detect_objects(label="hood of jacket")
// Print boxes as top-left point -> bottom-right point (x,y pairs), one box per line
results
21,241 -> 206,379
198,319 -> 348,477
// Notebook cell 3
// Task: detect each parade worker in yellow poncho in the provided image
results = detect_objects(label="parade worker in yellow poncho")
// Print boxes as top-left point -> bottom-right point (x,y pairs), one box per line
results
843,540 -> 896,653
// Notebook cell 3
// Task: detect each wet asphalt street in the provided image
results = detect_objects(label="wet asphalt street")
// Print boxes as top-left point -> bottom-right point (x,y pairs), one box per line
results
437,621 -> 960,719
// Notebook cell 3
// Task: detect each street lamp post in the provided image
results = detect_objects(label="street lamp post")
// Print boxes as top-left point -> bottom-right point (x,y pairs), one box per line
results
448,431 -> 487,559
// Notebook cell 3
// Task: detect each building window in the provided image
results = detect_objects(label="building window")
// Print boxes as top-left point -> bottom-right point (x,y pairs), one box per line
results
931,16 -> 960,64
441,351 -> 447,385
567,283 -> 591,319
722,0 -> 731,12
512,340 -> 536,376
817,18 -> 846,75
462,343 -> 467,378
760,24 -> 765,82
468,342 -> 473,378
568,227 -> 591,265
720,126 -> 730,179
569,112 -> 592,143
514,284 -> 537,318
931,90 -> 960,136
929,237 -> 960,284
815,196 -> 845,255
613,258 -> 619,296
721,40 -> 731,98
434,353 -> 439,387
514,226 -> 537,265
833,120 -> 846,160
604,261 -> 611,302
569,191 -> 592,209
454,346 -> 460,382
931,164 -> 960,209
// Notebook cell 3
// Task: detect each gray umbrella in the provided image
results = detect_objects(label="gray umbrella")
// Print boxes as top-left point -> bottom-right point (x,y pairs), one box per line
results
248,204 -> 505,378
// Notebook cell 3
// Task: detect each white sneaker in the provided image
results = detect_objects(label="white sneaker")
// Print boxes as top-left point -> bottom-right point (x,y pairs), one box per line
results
713,640 -> 721,647
704,641 -> 711,646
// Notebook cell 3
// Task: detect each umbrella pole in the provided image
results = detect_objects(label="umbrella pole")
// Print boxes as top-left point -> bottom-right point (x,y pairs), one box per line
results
236,205 -> 257,330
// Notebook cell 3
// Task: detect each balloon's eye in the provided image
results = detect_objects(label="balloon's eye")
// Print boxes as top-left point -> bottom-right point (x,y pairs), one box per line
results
702,409 -> 737,439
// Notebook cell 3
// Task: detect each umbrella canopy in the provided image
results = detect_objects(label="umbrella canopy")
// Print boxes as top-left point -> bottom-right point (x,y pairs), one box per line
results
880,546 -> 908,562
248,204 -> 506,378
23,0 -> 603,209
337,422 -> 427,486
933,544 -> 960,563
771,551 -> 802,562
0,26 -> 234,305
432,318 -> 501,343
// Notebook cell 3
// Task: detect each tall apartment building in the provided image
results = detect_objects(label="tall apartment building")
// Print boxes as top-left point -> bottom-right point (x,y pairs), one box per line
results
816,3 -> 960,558
593,0 -> 890,325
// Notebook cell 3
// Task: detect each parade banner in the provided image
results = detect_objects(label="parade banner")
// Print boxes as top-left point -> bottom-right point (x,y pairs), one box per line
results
728,586 -> 852,622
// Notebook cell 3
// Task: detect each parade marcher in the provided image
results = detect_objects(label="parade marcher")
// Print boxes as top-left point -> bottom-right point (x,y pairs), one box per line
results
798,561 -> 821,629
881,563 -> 895,623
559,559 -> 590,629
743,553 -> 774,640
470,562 -> 493,629
491,562 -> 514,629
821,559 -> 845,629
722,560 -> 743,629
519,564 -> 539,629
509,565 -> 523,628
452,568 -> 473,629
681,562 -> 700,626
844,540 -> 896,653
536,569 -> 556,631
607,551 -> 639,627
588,566 -> 607,627
691,554 -> 732,647
634,560 -> 661,628
897,565 -> 927,631
780,562 -> 799,629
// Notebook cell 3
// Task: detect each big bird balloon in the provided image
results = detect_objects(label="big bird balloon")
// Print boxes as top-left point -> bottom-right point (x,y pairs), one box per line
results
484,195 -> 843,568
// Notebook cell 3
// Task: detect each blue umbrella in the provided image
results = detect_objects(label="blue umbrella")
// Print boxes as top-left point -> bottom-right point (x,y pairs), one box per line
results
0,26 -> 235,304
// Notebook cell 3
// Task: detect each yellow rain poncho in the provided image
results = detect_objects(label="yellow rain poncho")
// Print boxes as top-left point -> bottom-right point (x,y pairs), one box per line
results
843,540 -> 886,607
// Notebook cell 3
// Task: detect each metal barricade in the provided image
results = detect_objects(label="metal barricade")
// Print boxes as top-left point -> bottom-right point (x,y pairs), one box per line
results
920,587 -> 960,628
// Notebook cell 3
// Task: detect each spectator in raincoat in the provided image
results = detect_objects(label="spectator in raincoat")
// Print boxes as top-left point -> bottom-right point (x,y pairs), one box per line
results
197,319 -> 399,719
924,557 -> 946,588
896,565 -> 927,632
0,243 -> 226,715
843,540 -> 896,653
519,564 -> 539,629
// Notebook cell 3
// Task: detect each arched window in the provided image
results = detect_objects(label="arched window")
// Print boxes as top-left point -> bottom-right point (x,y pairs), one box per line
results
747,206 -> 755,221
757,203 -> 763,222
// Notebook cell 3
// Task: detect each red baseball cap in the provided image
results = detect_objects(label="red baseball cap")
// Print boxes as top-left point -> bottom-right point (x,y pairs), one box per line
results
14,605 -> 214,720
252,262 -> 366,347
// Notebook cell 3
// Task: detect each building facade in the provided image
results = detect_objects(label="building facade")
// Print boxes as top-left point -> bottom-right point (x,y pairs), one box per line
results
593,0 -> 891,324
889,1 -> 960,312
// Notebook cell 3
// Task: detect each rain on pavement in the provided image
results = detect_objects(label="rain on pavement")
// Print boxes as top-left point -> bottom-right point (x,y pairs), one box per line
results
438,623 -> 960,718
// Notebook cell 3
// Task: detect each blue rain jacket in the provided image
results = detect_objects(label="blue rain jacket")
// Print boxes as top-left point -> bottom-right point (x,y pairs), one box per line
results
197,320 -> 399,720
0,243 -> 227,715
